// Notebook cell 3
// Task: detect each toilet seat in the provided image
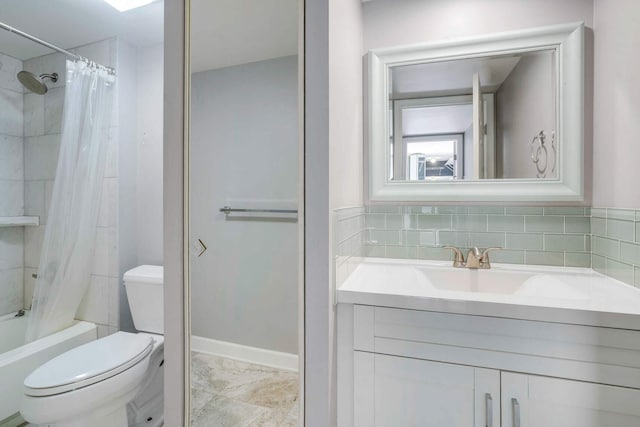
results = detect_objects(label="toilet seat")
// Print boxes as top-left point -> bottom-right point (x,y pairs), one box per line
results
24,332 -> 154,397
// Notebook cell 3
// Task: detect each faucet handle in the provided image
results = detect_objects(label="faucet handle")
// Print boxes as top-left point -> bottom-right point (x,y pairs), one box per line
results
479,247 -> 502,268
442,246 -> 465,268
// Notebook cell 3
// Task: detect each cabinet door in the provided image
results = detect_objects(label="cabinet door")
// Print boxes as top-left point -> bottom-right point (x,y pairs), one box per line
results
501,372 -> 640,427
354,351 -> 499,427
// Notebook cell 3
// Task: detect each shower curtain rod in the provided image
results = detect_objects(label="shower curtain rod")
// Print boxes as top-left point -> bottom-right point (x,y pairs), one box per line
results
0,21 -> 116,75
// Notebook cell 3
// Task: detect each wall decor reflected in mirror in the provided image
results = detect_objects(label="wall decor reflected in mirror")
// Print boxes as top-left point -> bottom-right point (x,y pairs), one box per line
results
389,49 -> 557,181
367,22 -> 584,202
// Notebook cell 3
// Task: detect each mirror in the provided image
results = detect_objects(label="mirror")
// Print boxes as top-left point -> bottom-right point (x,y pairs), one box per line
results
367,22 -> 584,202
390,50 -> 556,181
188,0 -> 302,425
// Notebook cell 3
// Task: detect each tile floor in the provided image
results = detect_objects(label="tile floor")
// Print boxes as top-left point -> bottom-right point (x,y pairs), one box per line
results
191,352 -> 299,426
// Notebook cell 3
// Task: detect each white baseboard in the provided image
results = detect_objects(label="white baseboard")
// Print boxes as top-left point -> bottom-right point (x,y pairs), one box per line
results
191,335 -> 299,372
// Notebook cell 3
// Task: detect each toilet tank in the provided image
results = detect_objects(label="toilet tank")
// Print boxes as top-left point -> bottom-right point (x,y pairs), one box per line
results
124,265 -> 164,334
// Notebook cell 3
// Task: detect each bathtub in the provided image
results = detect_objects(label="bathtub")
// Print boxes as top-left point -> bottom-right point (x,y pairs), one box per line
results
0,311 -> 96,426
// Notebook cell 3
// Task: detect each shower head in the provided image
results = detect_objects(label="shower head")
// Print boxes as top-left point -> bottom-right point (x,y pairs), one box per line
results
17,71 -> 58,95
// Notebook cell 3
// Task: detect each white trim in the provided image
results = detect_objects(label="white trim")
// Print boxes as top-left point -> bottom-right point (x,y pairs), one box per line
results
366,22 -> 584,202
191,335 -> 299,372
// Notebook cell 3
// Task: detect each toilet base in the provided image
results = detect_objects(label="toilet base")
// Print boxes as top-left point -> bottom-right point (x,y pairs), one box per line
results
50,406 -> 127,427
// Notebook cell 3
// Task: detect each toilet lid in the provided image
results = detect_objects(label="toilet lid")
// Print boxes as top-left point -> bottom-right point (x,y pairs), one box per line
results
24,332 -> 154,397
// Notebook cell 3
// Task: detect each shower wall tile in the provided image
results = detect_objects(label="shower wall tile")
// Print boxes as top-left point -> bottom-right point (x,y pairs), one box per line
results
108,277 -> 120,329
0,268 -> 23,315
45,180 -> 54,217
92,227 -> 118,277
0,134 -> 24,180
24,225 -> 45,269
23,267 -> 37,309
104,130 -> 118,178
24,92 -> 44,137
0,228 -> 24,270
24,134 -> 61,180
0,88 -> 23,136
0,53 -> 24,93
76,275 -> 110,324
98,178 -> 117,228
24,180 -> 46,225
44,86 -> 65,134
0,180 -> 24,216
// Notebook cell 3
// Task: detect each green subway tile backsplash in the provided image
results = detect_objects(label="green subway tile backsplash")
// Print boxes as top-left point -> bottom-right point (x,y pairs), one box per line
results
544,234 -> 588,252
488,215 -> 524,232
505,207 -> 543,215
333,205 -> 640,288
525,251 -> 565,267
524,215 -> 565,233
565,216 -> 590,233
606,219 -> 635,242
506,233 -> 544,250
607,208 -> 636,222
543,207 -> 587,216
590,207 -> 640,286
358,205 -> 591,269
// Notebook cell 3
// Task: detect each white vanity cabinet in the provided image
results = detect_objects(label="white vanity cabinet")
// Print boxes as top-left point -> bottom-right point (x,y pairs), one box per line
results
354,352 -> 499,426
500,373 -> 640,427
338,304 -> 640,427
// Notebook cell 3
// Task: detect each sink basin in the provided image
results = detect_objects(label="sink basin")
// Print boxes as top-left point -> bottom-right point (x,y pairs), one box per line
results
418,268 -> 535,295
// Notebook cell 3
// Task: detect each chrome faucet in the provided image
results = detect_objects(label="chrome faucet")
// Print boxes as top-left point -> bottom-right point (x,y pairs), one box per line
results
443,246 -> 501,269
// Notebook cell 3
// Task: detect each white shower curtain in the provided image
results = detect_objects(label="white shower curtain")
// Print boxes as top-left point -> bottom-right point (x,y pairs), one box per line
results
26,60 -> 115,342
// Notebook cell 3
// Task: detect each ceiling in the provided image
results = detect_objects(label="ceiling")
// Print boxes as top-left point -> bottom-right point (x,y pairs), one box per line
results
391,55 -> 522,98
0,0 -> 164,60
190,0 -> 298,73
403,104 -> 473,136
0,0 -> 298,73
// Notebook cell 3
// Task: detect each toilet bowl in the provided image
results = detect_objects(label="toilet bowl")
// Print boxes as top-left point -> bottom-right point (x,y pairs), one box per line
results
20,266 -> 164,427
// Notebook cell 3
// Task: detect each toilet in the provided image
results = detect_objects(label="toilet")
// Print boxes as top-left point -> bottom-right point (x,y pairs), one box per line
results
20,266 -> 164,427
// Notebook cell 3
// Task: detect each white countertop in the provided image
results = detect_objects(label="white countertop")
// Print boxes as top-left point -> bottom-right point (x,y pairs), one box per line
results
338,258 -> 640,330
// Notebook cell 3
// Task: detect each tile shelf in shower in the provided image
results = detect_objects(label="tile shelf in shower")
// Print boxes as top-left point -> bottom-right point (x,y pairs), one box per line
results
0,216 -> 40,227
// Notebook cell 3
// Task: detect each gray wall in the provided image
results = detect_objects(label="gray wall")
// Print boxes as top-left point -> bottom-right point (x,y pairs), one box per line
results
136,44 -> 164,265
497,53 -> 556,179
190,56 -> 298,354
592,0 -> 640,208
118,42 -> 165,332
117,40 -> 139,334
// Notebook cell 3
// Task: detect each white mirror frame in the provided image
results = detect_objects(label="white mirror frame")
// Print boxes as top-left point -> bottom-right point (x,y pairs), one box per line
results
366,22 -> 584,203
